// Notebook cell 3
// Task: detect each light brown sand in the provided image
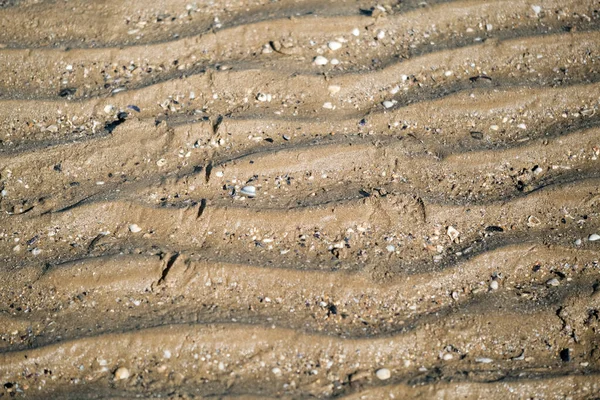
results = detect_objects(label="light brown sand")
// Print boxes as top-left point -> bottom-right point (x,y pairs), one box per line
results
1,0 -> 600,398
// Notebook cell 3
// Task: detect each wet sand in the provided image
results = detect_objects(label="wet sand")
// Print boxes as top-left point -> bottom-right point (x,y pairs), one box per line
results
1,0 -> 600,398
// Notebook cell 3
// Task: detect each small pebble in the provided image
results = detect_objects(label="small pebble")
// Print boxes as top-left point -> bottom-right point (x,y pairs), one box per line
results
215,171 -> 224,178
386,245 -> 395,252
490,280 -> 499,290
351,28 -> 360,36
375,368 -> 391,380
475,357 -> 493,364
114,367 -> 130,380
517,123 -> 527,129
323,102 -> 334,109
31,248 -> 41,256
442,353 -> 453,361
328,85 -> 341,95
376,30 -> 386,40
314,56 -> 328,66
574,238 -> 582,246
382,100 -> 395,109
104,105 -> 114,114
451,291 -> 459,300
546,278 -> 560,287
330,58 -> 340,66
256,93 -> 271,102
240,186 -> 256,197
272,367 -> 282,377
129,224 -> 142,233
588,233 -> 600,241
531,5 -> 542,15
328,41 -> 342,51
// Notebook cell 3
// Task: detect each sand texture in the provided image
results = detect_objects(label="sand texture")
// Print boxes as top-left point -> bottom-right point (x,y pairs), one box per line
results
1,0 -> 600,398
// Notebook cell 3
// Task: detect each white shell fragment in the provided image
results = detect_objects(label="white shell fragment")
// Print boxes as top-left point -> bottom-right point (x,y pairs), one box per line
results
129,224 -> 142,233
447,226 -> 460,242
328,41 -> 342,51
375,368 -> 391,380
240,186 -> 256,197
114,367 -> 130,380
588,233 -> 600,241
313,56 -> 328,66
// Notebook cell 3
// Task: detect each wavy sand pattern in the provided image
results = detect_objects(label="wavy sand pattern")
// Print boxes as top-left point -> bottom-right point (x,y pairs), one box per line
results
1,0 -> 600,398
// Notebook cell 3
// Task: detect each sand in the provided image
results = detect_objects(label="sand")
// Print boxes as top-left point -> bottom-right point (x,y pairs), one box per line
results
1,0 -> 600,398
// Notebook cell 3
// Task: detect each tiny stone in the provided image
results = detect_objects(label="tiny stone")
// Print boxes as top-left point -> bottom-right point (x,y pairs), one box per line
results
272,367 -> 282,376
490,280 -> 499,290
382,100 -> 395,109
560,348 -> 571,362
531,5 -> 541,15
517,123 -> 527,129
490,125 -> 499,131
527,215 -> 541,227
574,239 -> 582,246
323,102 -> 334,109
328,41 -> 342,51
215,171 -> 224,178
129,224 -> 142,233
588,233 -> 600,241
475,357 -> 493,364
352,28 -> 360,36
444,70 -> 453,77
330,58 -> 340,65
375,368 -> 391,380
31,248 -> 42,256
156,158 -> 167,167
442,353 -> 453,361
451,291 -> 459,300
486,24 -> 493,31
282,135 -> 290,141
104,105 -> 114,114
376,30 -> 386,40
328,85 -> 341,95
114,367 -> 130,380
546,278 -> 560,287
386,245 -> 395,252
314,56 -> 328,66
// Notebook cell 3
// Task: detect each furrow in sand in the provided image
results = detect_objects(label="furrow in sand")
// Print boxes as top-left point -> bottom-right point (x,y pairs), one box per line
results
1,302 -> 599,398
3,78 -> 600,157
0,0 -> 596,99
2,242 -> 598,339
1,30 -> 598,158
0,26 -> 598,106
0,0 -> 558,49
1,99 -> 599,215
1,177 -> 598,273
